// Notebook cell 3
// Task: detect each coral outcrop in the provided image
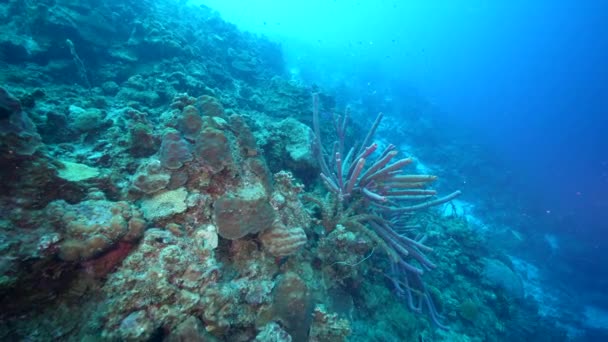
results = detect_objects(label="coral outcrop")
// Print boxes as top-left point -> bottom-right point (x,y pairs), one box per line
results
46,199 -> 145,261
214,182 -> 276,240
101,228 -> 221,340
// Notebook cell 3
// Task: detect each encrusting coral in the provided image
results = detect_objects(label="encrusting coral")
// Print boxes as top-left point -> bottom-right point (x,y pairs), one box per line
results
46,199 -> 145,261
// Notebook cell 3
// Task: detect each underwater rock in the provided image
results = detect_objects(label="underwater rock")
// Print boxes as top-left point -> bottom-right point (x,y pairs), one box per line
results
170,93 -> 197,110
258,272 -> 313,342
255,171 -> 311,255
214,182 -> 275,239
166,71 -> 209,96
0,86 -> 22,118
0,155 -> 86,209
271,171 -> 312,229
38,109 -> 76,144
229,114 -> 259,157
166,316 -> 218,342
227,238 -> 279,283
278,118 -> 316,171
0,87 -> 42,156
317,224 -> 374,283
56,160 -> 100,182
81,241 -> 135,279
193,224 -> 219,251
127,18 -> 191,60
481,258 -> 524,300
102,228 -> 220,340
130,158 -> 171,195
257,117 -> 316,178
458,299 -> 481,323
117,86 -> 164,108
118,310 -> 154,341
200,279 -> 261,337
44,2 -> 119,48
254,322 -> 292,342
309,305 -> 352,342
18,89 -> 45,110
252,76 -> 310,118
246,156 -> 274,194
46,199 -> 145,261
68,105 -> 107,132
0,32 -> 43,63
101,81 -> 120,96
197,95 -> 225,118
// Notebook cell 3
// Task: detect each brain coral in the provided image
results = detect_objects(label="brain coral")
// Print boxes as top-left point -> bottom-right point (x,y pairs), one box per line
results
259,222 -> 307,257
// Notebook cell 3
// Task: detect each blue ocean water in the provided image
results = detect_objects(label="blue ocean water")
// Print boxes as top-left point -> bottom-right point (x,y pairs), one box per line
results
1,0 -> 607,340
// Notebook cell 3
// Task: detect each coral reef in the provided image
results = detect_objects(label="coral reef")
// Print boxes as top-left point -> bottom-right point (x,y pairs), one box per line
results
0,0 -> 569,341
101,228 -> 221,340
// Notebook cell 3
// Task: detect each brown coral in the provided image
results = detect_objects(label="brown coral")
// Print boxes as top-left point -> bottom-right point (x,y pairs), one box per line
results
213,183 -> 275,240
178,105 -> 203,139
259,221 -> 307,257
159,129 -> 193,170
197,95 -> 225,118
259,272 -> 313,341
194,127 -> 234,173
